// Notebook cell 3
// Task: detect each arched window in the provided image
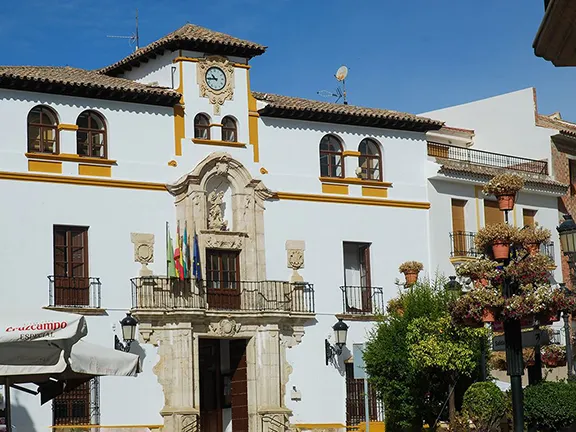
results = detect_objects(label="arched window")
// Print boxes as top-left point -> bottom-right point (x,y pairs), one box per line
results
27,106 -> 59,154
358,138 -> 382,181
194,113 -> 211,139
77,111 -> 107,158
222,116 -> 237,142
319,134 -> 344,178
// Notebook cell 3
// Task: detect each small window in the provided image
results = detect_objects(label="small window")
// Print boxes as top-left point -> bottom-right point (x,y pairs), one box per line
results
523,209 -> 537,227
77,111 -> 107,158
319,134 -> 344,178
222,116 -> 237,142
27,106 -> 59,154
343,242 -> 372,314
194,113 -> 211,139
569,159 -> 576,195
53,378 -> 99,426
358,138 -> 382,181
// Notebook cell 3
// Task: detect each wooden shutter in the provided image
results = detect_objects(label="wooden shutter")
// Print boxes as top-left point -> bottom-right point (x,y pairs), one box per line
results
523,209 -> 537,227
359,245 -> 373,313
451,200 -> 467,256
199,340 -> 222,432
53,226 -> 89,306
484,200 -> 503,226
230,339 -> 249,432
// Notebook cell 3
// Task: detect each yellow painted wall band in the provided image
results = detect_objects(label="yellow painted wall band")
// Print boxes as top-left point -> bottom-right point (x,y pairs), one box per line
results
277,192 -> 430,209
247,69 -> 260,162
28,160 -> 62,174
321,183 -> 349,195
342,150 -> 361,157
192,138 -> 246,148
174,60 -> 185,156
319,177 -> 392,188
294,424 -> 346,429
57,123 -> 79,131
78,164 -> 112,177
0,171 -> 166,191
25,152 -> 117,165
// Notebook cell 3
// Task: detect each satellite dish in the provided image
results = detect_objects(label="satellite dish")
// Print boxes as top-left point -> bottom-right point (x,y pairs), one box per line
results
335,65 -> 348,82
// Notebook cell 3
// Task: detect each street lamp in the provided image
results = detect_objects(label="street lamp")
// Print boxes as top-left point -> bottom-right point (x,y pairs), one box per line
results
115,312 -> 138,352
558,214 -> 576,265
445,275 -> 462,293
559,283 -> 574,378
325,319 -> 349,365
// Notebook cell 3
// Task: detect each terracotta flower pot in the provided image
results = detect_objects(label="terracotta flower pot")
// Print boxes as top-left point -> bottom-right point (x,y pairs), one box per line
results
404,271 -> 418,285
497,194 -> 515,211
526,359 -> 535,367
492,242 -> 510,261
526,243 -> 540,256
482,309 -> 496,323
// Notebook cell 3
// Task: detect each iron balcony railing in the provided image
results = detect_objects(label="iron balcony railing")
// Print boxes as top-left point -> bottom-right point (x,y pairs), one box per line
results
340,286 -> 385,315
428,142 -> 549,175
450,231 -> 480,258
541,241 -> 555,261
131,277 -> 315,313
48,276 -> 102,309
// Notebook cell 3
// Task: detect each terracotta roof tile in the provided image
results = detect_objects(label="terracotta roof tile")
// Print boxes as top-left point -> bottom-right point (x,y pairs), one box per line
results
536,113 -> 576,137
252,92 -> 443,132
100,24 -> 267,76
0,66 -> 181,106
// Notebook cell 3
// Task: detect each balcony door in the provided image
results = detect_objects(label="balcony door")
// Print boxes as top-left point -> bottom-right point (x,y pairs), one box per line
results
206,249 -> 241,310
343,242 -> 372,313
451,199 -> 467,256
53,226 -> 89,306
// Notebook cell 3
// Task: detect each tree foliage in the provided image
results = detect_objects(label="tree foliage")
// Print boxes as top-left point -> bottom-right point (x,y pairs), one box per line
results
363,278 -> 487,432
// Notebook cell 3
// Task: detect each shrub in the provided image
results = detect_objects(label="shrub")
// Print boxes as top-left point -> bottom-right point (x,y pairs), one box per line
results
482,173 -> 525,196
399,261 -> 424,273
524,381 -> 576,431
462,381 -> 506,432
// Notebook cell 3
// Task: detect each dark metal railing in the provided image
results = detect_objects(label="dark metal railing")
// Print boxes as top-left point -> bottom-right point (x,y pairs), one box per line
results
48,276 -> 102,308
541,241 -> 555,261
340,286 -> 384,315
450,231 -> 480,258
428,142 -> 549,175
131,277 -> 315,313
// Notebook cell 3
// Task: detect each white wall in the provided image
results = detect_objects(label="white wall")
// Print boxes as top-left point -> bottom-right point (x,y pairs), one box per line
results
420,88 -> 554,163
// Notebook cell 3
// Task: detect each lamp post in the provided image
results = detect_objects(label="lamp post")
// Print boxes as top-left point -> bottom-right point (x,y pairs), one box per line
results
325,319 -> 349,365
115,312 -> 138,352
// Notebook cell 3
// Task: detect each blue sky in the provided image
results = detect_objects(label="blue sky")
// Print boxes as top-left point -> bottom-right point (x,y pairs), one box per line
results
2,0 -> 575,121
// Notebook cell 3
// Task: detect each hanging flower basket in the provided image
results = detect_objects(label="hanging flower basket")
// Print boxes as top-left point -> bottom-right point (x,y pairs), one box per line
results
541,344 -> 566,368
497,194 -> 516,211
516,224 -> 551,255
538,311 -> 560,326
525,243 -> 540,255
492,242 -> 510,261
455,258 -> 501,282
398,261 -> 423,286
482,308 -> 496,323
482,173 -> 525,212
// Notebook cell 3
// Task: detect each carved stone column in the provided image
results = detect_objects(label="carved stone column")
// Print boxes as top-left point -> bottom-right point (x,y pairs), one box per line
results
144,322 -> 199,432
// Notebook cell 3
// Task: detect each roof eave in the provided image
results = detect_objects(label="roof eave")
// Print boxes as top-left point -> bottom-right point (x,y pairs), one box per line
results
0,76 -> 180,107
258,106 -> 443,133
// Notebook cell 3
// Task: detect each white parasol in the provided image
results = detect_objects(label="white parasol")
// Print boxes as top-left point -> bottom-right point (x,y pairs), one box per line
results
0,310 -> 141,432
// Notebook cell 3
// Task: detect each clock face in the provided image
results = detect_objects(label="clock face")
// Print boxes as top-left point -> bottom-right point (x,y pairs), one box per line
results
205,67 -> 226,91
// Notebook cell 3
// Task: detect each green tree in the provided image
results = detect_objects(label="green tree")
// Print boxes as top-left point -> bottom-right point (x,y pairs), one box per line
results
363,278 -> 487,432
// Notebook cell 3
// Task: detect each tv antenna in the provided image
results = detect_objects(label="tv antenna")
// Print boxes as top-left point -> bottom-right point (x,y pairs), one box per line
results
107,9 -> 140,51
317,65 -> 349,105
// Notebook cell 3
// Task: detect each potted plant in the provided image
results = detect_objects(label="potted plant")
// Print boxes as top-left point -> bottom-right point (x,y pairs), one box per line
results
541,344 -> 566,367
450,287 -> 503,325
475,223 -> 519,261
516,223 -> 552,255
387,296 -> 404,316
503,284 -> 556,320
455,258 -> 501,286
504,253 -> 554,285
482,173 -> 525,211
398,261 -> 423,285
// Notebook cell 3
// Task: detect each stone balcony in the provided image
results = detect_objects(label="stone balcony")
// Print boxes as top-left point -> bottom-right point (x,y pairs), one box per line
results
131,277 -> 315,316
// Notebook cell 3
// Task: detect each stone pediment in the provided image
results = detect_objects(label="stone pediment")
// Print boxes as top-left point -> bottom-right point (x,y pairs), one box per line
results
200,230 -> 248,250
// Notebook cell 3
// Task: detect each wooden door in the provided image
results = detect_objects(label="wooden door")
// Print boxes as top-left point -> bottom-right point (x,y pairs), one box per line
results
206,249 -> 241,310
359,245 -> 373,313
451,199 -> 467,256
484,200 -> 504,226
230,339 -> 249,432
200,339 -> 222,432
53,226 -> 89,306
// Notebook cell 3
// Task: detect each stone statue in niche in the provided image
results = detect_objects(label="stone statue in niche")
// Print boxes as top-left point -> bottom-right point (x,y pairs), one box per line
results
208,191 -> 228,231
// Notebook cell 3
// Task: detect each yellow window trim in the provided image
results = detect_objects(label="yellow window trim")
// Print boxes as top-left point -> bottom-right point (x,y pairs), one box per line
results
28,160 -> 62,174
321,183 -> 349,195
173,56 -> 251,69
249,110 -> 260,118
0,170 -> 166,191
362,186 -> 388,198
25,152 -> 117,166
342,150 -> 361,157
192,138 -> 247,148
209,123 -> 224,127
78,164 -> 112,177
277,191 -> 430,209
294,424 -> 346,429
319,176 -> 392,188
57,123 -> 79,131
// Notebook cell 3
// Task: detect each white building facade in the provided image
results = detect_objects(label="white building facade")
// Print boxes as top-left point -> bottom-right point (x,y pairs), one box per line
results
0,25 -> 442,432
